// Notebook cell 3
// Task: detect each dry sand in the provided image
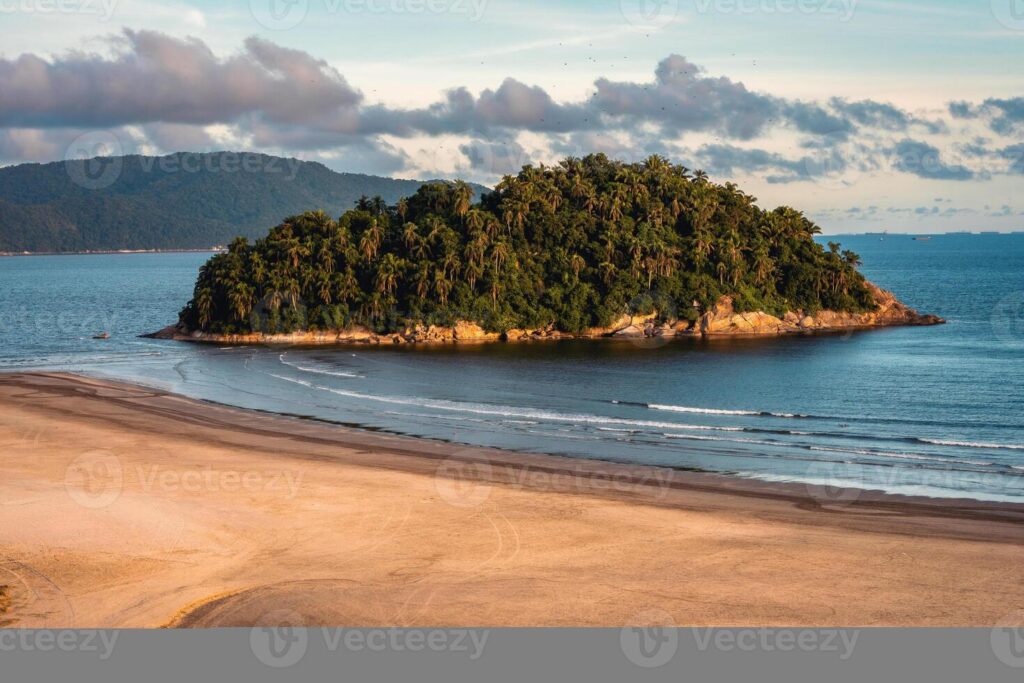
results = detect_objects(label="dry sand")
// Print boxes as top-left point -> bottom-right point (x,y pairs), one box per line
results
1,372 -> 1022,628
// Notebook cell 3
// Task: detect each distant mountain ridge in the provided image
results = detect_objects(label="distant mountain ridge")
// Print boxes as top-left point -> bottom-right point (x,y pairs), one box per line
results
0,152 -> 489,252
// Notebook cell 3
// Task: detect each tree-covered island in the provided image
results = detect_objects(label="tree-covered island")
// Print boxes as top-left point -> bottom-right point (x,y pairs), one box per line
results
165,154 -> 942,344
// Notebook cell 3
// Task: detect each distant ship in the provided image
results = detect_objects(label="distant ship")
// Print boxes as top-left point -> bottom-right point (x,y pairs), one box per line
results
912,236 -> 932,241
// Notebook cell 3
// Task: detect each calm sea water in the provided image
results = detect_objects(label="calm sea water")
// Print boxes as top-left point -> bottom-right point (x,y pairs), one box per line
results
2,234 -> 1023,502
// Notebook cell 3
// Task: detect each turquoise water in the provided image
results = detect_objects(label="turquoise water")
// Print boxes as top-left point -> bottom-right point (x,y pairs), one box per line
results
1,234 -> 1023,502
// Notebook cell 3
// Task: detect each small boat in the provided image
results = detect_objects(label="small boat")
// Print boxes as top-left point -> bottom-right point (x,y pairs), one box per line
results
912,236 -> 932,241
92,332 -> 110,340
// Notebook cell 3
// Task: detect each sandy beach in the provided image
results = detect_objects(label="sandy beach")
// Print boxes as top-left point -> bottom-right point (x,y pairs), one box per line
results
1,371 -> 1023,628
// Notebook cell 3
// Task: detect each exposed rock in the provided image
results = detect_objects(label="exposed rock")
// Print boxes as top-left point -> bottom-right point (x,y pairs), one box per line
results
453,321 -> 501,342
148,281 -> 943,346
612,325 -> 646,338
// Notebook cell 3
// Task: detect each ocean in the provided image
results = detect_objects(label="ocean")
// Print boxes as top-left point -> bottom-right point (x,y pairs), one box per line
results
1,233 -> 1022,502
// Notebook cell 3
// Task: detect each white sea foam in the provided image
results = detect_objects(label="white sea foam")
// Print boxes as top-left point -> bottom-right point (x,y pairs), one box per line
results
279,354 -> 360,378
663,433 -> 779,447
268,374 -> 748,434
809,445 -> 993,467
918,438 -> 1024,451
649,403 -> 759,416
648,403 -> 802,418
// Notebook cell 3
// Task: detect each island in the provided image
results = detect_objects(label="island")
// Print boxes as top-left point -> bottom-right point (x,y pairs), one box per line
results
152,154 -> 942,345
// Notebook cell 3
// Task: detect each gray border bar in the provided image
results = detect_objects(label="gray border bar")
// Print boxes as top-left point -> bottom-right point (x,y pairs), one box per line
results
2,627 -> 1022,682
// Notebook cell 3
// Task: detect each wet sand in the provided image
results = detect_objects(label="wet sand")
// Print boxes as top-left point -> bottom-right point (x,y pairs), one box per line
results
1,371 -> 1022,627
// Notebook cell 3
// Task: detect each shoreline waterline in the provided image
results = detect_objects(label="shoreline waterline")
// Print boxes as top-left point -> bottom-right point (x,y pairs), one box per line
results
13,370 -> 1024,511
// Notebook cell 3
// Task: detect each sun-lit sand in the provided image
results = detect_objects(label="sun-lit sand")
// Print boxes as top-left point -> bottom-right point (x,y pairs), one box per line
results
1,372 -> 1023,628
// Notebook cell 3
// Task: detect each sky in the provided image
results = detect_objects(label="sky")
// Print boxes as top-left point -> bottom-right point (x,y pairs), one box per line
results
0,0 -> 1021,233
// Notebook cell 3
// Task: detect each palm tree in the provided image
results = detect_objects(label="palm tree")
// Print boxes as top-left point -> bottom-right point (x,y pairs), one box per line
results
403,222 -> 420,251
359,219 -> 383,261
196,287 -> 214,328
452,180 -> 473,221
433,269 -> 452,305
228,282 -> 254,322
375,254 -> 402,296
570,254 -> 586,279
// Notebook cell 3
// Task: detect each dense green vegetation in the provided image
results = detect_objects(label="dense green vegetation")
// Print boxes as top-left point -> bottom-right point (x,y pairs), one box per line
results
179,154 -> 874,336
0,152 -> 486,252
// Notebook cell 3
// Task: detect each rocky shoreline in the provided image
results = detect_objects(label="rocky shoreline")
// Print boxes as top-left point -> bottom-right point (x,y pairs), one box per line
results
147,282 -> 943,346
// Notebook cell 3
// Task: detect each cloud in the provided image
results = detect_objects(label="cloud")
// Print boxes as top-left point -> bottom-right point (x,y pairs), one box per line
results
831,98 -> 946,134
0,30 -> 1016,197
0,33 -> 958,150
0,30 -> 363,130
590,55 -> 779,140
981,97 -> 1024,134
1002,144 -> 1024,174
890,139 -> 974,181
694,144 -> 806,177
387,80 -> 594,136
0,128 -> 77,161
317,139 -> 410,176
141,123 -> 216,152
459,137 -> 531,175
783,102 -> 854,138
950,97 -> 1024,135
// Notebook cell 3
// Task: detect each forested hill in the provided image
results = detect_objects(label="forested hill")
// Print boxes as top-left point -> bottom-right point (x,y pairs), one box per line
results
179,153 -> 876,337
0,152 -> 488,252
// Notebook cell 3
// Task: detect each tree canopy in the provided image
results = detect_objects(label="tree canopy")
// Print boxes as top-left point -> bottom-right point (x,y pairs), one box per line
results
179,154 -> 874,336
